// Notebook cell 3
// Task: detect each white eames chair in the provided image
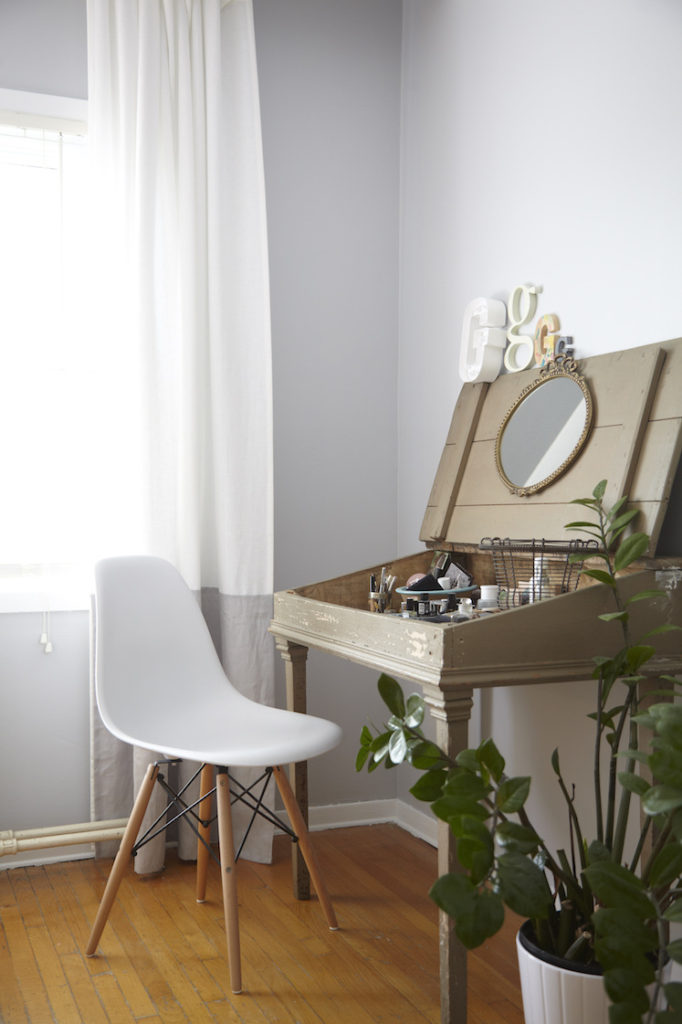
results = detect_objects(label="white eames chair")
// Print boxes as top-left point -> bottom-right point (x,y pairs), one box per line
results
86,556 -> 342,994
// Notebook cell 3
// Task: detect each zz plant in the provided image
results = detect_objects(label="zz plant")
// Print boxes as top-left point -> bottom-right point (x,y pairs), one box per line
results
357,482 -> 682,1023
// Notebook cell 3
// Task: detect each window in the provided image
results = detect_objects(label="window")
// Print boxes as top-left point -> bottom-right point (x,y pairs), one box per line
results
0,92 -> 98,608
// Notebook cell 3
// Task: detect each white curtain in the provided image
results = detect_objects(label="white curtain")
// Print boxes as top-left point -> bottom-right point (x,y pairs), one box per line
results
86,0 -> 274,869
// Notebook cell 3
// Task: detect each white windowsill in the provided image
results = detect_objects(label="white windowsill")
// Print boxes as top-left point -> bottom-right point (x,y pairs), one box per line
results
0,566 -> 92,614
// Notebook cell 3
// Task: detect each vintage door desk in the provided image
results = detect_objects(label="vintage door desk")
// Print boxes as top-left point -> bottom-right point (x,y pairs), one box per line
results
270,339 -> 682,1024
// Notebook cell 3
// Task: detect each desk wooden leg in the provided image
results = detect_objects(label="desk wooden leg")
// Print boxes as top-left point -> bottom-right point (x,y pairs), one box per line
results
275,638 -> 311,900
423,685 -> 474,1024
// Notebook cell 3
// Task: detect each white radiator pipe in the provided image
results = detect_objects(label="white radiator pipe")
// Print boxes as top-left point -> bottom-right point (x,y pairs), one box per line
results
0,818 -> 128,857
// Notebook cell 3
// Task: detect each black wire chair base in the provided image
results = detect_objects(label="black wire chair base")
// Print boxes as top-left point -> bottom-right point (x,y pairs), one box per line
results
132,761 -> 297,867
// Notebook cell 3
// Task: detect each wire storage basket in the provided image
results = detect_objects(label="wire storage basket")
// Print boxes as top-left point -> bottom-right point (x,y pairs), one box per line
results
479,537 -> 600,609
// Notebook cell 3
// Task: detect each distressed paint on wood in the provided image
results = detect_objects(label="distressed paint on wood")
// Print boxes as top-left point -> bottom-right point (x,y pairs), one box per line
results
421,338 -> 682,553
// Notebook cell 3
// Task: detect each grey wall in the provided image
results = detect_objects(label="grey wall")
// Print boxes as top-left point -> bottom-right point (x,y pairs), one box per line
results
0,0 -> 403,861
254,0 -> 402,806
0,1 -> 91,866
0,0 -> 87,98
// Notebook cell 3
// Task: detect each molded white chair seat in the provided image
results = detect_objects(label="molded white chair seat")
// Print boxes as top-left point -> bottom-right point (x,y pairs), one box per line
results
86,555 -> 342,994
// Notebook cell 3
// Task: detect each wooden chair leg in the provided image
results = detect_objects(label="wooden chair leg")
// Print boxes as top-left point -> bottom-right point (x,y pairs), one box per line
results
215,768 -> 242,994
86,762 -> 160,956
196,763 -> 214,903
272,764 -> 338,930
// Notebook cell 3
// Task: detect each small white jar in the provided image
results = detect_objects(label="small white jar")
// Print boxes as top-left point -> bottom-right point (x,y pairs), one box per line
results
477,584 -> 499,611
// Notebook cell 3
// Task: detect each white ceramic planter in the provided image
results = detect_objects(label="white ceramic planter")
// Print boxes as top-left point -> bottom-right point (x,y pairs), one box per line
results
516,921 -> 669,1023
516,921 -> 609,1024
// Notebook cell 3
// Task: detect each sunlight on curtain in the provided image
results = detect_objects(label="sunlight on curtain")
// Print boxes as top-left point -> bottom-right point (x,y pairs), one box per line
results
87,0 -> 275,867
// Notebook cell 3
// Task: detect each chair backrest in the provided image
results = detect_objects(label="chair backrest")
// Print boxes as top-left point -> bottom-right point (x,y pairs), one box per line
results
94,556 -> 231,744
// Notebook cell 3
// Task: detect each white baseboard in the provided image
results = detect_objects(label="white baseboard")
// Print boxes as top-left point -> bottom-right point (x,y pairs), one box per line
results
0,799 -> 437,871
292,797 -> 438,847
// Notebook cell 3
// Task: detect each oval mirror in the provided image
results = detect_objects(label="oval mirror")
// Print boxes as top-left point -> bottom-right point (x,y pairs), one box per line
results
495,357 -> 593,495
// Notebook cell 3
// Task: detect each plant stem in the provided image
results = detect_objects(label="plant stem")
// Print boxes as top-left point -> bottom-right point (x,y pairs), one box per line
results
595,671 -> 604,844
641,819 -> 673,886
628,815 -> 652,875
555,772 -> 587,870
612,693 -> 638,864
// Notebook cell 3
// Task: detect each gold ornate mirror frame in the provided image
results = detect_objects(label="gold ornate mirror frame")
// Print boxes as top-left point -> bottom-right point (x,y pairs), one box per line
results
495,355 -> 594,496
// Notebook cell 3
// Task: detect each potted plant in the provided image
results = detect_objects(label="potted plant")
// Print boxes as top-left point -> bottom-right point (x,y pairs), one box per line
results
356,482 -> 682,1023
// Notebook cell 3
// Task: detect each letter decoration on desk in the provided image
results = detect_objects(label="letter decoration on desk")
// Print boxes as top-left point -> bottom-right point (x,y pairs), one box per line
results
504,282 -> 543,372
459,296 -> 508,383
458,282 -> 577,384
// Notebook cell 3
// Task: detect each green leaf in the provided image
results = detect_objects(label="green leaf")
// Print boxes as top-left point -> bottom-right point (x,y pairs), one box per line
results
496,776 -> 531,814
593,908 -> 657,964
551,748 -> 560,775
625,644 -> 656,673
613,532 -> 650,572
587,839 -> 612,864
355,746 -> 370,772
667,939 -> 682,964
405,693 -> 425,728
388,728 -> 408,764
583,861 -> 656,918
494,821 -> 540,854
607,509 -> 639,535
593,480 -> 607,500
377,674 -> 405,717
625,589 -> 665,605
602,968 -> 650,1015
617,771 -> 650,797
648,748 -> 682,788
369,730 -> 391,761
663,898 -> 682,923
649,841 -> 682,888
411,740 -> 447,770
570,496 -> 600,508
429,873 -> 504,949
607,495 -> 629,519
442,771 -> 490,801
456,838 -> 493,883
410,769 -> 447,802
662,981 -> 682,1011
643,785 -> 682,817
599,611 -> 628,623
455,819 -> 494,880
431,795 -> 489,825
583,568 -> 617,587
497,853 -> 553,917
478,738 -> 505,782
455,748 -> 482,773
608,1003 -> 647,1024
359,724 -> 372,747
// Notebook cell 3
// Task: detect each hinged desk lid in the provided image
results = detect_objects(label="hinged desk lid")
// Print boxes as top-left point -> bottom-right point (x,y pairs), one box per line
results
420,338 -> 682,555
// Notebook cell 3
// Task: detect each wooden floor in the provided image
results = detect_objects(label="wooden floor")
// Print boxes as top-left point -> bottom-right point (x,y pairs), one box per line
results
0,824 -> 523,1024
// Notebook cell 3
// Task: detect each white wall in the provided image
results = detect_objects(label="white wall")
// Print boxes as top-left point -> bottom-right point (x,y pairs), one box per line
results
398,0 -> 682,850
